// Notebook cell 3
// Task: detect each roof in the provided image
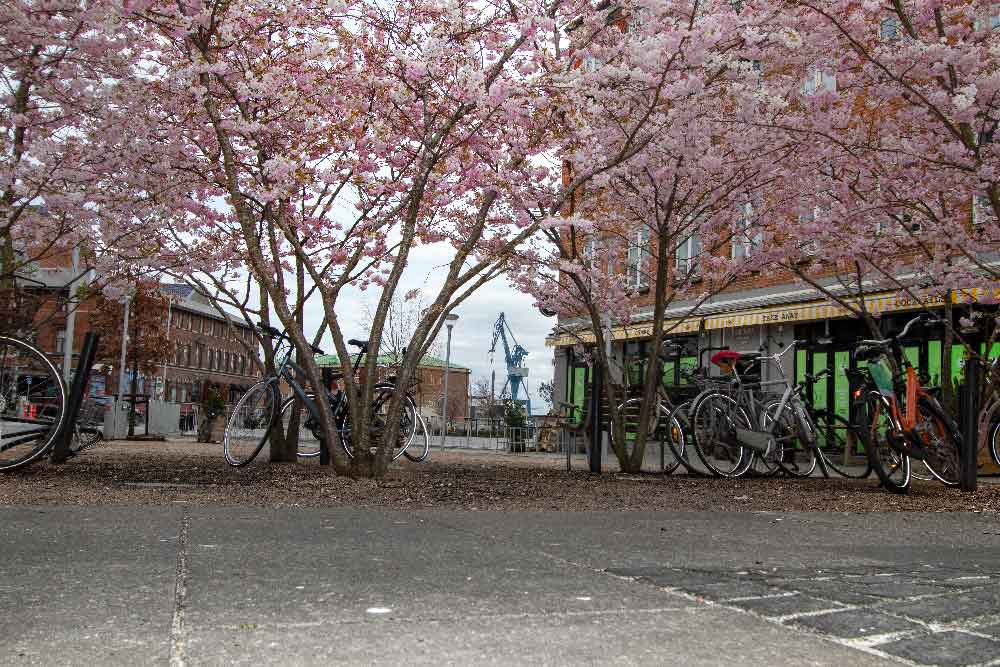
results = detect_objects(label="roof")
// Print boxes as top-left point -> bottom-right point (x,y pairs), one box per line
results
162,283 -> 252,328
315,352 -> 469,372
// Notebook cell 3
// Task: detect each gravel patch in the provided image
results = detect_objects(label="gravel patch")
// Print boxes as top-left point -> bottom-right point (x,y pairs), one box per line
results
2,439 -> 1000,512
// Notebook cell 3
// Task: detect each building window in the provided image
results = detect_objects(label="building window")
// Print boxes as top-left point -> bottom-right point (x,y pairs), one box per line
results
803,68 -> 836,95
976,6 -> 1000,30
974,193 -> 997,225
582,55 -> 602,72
880,15 -> 902,41
732,202 -> 761,259
627,227 -> 651,288
675,234 -> 702,276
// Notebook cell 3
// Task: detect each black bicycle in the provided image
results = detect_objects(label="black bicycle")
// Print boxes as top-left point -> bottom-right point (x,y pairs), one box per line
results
223,324 -> 427,466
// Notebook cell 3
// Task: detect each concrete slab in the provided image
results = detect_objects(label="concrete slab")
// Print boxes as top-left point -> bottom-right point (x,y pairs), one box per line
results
0,506 -> 180,666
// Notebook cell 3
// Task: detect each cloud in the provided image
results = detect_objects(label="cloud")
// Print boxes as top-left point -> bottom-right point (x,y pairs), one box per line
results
300,241 -> 554,414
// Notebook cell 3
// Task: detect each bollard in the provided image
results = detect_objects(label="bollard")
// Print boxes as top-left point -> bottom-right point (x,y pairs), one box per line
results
50,332 -> 101,463
960,358 -> 980,492
589,366 -> 602,473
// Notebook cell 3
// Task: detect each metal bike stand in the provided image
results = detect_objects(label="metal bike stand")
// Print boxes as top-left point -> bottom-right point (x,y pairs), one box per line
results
50,332 -> 101,464
960,359 -> 980,492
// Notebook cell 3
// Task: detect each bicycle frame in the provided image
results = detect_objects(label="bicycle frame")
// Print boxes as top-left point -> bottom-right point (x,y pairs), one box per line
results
856,316 -> 942,461
730,341 -> 816,450
271,341 -> 363,438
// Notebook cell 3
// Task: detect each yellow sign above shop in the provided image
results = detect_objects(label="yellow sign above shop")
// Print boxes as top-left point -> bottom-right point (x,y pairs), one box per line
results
546,288 -> 990,347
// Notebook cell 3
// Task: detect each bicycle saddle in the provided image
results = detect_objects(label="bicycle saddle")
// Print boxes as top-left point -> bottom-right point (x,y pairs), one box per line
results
348,339 -> 369,351
710,350 -> 743,366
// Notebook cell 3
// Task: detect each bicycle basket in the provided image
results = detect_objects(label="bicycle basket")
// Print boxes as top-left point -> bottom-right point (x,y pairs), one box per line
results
869,361 -> 895,395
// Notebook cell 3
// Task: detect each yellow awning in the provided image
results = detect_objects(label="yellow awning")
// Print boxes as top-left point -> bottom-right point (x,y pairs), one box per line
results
546,288 -> 992,347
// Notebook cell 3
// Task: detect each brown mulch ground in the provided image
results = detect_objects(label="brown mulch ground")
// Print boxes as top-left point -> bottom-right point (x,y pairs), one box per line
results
2,439 -> 1000,512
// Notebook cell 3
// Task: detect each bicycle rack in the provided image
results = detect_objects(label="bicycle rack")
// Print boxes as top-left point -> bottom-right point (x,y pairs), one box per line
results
50,332 -> 101,464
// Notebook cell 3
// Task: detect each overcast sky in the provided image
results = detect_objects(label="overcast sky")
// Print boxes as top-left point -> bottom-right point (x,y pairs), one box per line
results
297,242 -> 556,414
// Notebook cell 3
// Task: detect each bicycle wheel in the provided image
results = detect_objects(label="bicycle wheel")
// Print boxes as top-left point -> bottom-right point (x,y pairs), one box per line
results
864,392 -> 911,494
0,336 -> 67,472
403,412 -> 430,462
761,399 -> 817,478
665,401 -> 706,476
813,411 -> 871,479
991,418 -> 1000,467
915,397 -> 961,487
224,379 -> 278,466
343,385 -> 417,461
613,398 -> 679,473
747,401 -> 789,477
691,392 -> 751,478
279,395 -> 323,458
69,427 -> 103,455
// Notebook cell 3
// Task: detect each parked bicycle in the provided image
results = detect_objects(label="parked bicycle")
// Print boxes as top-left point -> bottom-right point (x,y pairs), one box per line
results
68,397 -> 107,456
223,324 -> 427,466
847,312 -> 962,493
975,355 -> 1000,470
688,340 -> 828,479
0,334 -> 68,471
610,341 -> 693,474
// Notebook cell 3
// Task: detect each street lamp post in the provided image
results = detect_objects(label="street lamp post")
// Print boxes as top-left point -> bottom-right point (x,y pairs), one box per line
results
440,313 -> 459,449
116,294 -> 131,438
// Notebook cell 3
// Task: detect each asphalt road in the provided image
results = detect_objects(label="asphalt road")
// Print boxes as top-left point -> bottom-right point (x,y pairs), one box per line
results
3,506 -> 1000,666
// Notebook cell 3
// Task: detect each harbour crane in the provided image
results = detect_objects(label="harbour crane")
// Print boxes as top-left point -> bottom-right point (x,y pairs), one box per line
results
489,312 -> 531,415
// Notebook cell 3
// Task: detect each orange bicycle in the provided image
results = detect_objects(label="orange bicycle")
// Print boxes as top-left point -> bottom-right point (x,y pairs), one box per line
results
852,313 -> 962,493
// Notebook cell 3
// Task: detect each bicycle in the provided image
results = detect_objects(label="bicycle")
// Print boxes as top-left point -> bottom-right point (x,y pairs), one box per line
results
849,313 -> 962,493
0,334 -> 68,472
806,404 -> 873,479
689,341 -> 826,479
223,324 -> 426,466
975,356 -> 1000,470
67,397 -> 106,456
611,341 -> 690,474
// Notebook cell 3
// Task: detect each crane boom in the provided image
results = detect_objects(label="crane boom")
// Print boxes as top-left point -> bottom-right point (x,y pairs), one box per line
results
488,312 -> 531,414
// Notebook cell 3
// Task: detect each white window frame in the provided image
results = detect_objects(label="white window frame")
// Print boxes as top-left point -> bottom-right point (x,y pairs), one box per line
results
675,233 -> 702,275
627,227 -> 651,288
731,202 -> 761,259
803,68 -> 836,96
796,207 -> 823,255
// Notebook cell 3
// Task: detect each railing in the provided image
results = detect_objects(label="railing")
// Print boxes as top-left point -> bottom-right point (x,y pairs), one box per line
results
424,417 -> 583,455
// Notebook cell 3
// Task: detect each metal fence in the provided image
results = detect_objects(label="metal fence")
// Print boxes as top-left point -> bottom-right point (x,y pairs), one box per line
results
424,417 -> 584,455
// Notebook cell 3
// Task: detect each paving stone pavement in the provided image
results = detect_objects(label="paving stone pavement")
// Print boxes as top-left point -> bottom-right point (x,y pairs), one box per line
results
5,506 -> 1000,665
607,565 -> 1000,666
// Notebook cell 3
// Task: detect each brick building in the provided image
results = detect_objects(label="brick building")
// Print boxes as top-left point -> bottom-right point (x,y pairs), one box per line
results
315,353 -> 469,423
28,259 -> 258,418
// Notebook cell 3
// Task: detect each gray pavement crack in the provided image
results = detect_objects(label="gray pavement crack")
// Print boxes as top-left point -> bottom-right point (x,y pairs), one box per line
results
169,508 -> 191,667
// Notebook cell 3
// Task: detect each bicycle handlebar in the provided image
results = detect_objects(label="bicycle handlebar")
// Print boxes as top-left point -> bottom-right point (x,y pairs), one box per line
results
856,312 -> 937,350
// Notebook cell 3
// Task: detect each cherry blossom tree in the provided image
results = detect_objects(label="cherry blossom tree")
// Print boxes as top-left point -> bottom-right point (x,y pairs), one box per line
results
742,0 -> 1000,405
0,1 -> 154,288
102,0 -> 671,477
517,0 -> 789,472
